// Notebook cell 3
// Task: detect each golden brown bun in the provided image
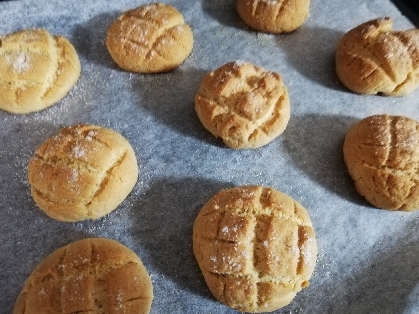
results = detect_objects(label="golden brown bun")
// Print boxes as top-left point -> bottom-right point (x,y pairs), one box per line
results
28,124 -> 138,222
336,18 -> 419,96
193,186 -> 317,313
0,28 -> 81,114
236,0 -> 310,33
195,61 -> 290,149
106,3 -> 193,73
343,115 -> 419,211
14,238 -> 153,314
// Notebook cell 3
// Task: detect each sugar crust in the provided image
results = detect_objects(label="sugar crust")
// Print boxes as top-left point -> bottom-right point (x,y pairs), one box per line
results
336,17 -> 419,96
195,61 -> 290,149
236,0 -> 310,33
14,238 -> 153,314
106,3 -> 193,73
27,124 -> 138,222
344,114 -> 419,211
0,28 -> 80,114
193,185 -> 317,312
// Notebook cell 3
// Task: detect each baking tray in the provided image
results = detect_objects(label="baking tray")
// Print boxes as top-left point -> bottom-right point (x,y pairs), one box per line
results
1,0 -> 419,313
391,0 -> 419,26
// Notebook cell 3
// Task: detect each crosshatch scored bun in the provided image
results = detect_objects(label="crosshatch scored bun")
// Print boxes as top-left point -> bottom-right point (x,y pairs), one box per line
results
195,61 -> 290,149
0,28 -> 81,114
28,124 -> 138,222
236,0 -> 310,33
14,238 -> 153,314
343,114 -> 419,211
193,185 -> 317,313
336,17 -> 419,96
106,3 -> 193,73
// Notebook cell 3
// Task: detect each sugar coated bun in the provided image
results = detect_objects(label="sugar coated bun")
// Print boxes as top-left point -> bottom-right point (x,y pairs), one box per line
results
106,3 -> 193,73
236,0 -> 310,33
193,185 -> 317,313
344,115 -> 419,211
0,28 -> 80,114
195,61 -> 290,149
336,17 -> 419,96
14,238 -> 153,314
28,124 -> 138,222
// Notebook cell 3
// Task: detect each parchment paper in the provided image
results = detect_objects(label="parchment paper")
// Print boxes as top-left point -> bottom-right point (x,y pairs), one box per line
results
1,0 -> 419,313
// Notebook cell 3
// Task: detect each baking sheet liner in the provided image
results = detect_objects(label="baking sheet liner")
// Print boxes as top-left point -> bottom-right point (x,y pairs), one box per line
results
1,0 -> 419,313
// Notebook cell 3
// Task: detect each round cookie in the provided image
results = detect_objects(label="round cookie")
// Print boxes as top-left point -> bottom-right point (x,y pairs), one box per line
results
14,238 -> 153,314
236,0 -> 310,33
343,115 -> 419,211
336,17 -> 419,96
195,61 -> 290,149
193,185 -> 317,313
106,3 -> 193,73
28,124 -> 138,222
0,28 -> 81,114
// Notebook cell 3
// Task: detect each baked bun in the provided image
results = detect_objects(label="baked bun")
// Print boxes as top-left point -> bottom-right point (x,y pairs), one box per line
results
106,3 -> 193,73
195,61 -> 290,149
28,124 -> 138,222
236,0 -> 310,33
336,17 -> 419,96
344,115 -> 419,211
193,186 -> 317,312
0,28 -> 80,114
14,238 -> 153,314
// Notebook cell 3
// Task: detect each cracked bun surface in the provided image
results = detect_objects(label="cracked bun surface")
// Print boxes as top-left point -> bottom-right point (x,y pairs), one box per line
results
236,0 -> 310,33
343,115 -> 419,211
195,61 -> 290,149
0,28 -> 80,114
336,17 -> 419,96
193,186 -> 317,313
28,124 -> 138,222
106,3 -> 193,73
14,238 -> 153,314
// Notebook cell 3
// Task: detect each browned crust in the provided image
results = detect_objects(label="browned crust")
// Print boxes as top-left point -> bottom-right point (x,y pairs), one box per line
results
193,186 -> 317,312
335,18 -> 419,96
0,28 -> 81,114
343,114 -> 419,210
106,3 -> 193,73
236,0 -> 310,33
195,61 -> 290,149
14,238 -> 153,314
28,124 -> 138,222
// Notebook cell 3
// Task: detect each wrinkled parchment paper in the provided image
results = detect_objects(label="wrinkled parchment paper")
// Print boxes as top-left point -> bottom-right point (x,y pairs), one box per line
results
1,0 -> 418,313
